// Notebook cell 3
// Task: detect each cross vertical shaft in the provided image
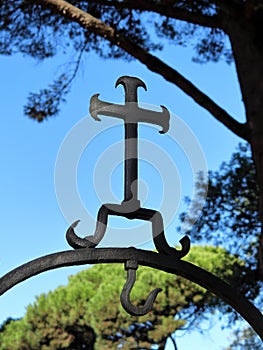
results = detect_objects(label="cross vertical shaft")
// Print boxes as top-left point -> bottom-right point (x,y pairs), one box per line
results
115,76 -> 147,207
89,75 -> 170,208
124,97 -> 138,204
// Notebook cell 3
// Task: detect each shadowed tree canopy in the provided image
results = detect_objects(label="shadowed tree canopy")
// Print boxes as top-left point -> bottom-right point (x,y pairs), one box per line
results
1,1 -> 263,283
226,327 -> 262,350
0,246 -> 248,350
179,143 -> 262,301
179,143 -> 263,348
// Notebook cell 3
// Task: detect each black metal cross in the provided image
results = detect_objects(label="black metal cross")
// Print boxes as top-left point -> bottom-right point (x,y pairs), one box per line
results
66,76 -> 190,315
89,76 -> 169,208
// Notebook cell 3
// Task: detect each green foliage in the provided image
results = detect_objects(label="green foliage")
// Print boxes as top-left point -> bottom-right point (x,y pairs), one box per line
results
24,74 -> 70,122
0,0 -> 232,121
226,327 -> 262,350
179,143 -> 261,299
0,246 -> 244,349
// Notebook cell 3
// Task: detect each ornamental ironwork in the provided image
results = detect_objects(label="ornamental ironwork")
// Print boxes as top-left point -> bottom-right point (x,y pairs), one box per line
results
1,76 -> 263,340
66,75 -> 189,315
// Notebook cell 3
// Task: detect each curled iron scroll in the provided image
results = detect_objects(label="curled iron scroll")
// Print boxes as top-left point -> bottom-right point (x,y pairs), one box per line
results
66,205 -> 190,259
66,205 -> 190,315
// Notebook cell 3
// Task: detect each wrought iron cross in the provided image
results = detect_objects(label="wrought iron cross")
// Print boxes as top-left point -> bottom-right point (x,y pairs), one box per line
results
66,76 -> 190,315
1,78 -> 263,339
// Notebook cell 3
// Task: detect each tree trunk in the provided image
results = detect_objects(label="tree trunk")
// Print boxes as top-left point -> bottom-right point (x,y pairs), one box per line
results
227,10 -> 263,278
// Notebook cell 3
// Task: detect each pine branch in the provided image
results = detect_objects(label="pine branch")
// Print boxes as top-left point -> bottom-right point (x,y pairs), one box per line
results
35,0 -> 250,140
92,0 -> 224,29
24,39 -> 87,121
212,0 -> 243,15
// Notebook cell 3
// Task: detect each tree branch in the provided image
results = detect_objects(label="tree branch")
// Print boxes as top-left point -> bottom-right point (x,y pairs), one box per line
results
35,0 -> 250,141
92,0 -> 224,29
212,0 -> 243,15
169,334 -> 178,350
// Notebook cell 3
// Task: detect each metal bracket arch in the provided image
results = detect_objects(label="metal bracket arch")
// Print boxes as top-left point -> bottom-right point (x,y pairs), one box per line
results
1,247 -> 263,342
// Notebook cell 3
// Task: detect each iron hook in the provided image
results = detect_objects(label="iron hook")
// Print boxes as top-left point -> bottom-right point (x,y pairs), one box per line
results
120,260 -> 162,316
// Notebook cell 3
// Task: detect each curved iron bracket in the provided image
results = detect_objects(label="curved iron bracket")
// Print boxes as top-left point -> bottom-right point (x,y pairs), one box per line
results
65,204 -> 190,315
1,247 -> 263,341
66,205 -> 190,259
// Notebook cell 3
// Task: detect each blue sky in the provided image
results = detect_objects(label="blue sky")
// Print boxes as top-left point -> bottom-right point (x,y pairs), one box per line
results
0,42 -> 246,349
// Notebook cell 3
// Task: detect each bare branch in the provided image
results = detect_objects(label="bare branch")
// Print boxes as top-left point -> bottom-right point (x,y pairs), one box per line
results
35,0 -> 250,140
66,40 -> 88,86
169,334 -> 178,350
